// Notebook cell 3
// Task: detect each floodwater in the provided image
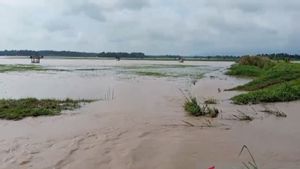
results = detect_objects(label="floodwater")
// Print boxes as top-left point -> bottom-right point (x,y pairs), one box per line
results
0,58 -> 300,169
0,58 -> 222,99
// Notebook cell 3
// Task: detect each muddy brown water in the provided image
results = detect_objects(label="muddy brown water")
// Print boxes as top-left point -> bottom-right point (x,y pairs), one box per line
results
0,58 -> 299,169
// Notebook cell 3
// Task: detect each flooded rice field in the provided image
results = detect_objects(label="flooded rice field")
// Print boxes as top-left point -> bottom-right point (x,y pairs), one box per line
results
0,58 -> 223,99
0,58 -> 300,169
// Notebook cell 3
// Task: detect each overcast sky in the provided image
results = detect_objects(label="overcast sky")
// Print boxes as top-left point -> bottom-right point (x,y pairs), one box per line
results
0,0 -> 299,55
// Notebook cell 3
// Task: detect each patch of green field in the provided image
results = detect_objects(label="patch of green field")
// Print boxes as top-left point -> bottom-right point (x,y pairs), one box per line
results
233,63 -> 300,91
0,98 -> 93,120
227,56 -> 300,104
132,70 -> 204,78
134,71 -> 168,77
0,64 -> 44,73
119,64 -> 206,78
226,64 -> 263,77
232,80 -> 300,104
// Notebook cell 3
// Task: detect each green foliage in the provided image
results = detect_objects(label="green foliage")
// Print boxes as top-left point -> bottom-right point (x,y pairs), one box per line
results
232,81 -> 300,104
227,58 -> 300,104
235,63 -> 300,91
184,98 -> 202,116
184,97 -> 219,118
238,56 -> 275,69
226,64 -> 263,77
0,64 -> 44,73
0,98 -> 93,120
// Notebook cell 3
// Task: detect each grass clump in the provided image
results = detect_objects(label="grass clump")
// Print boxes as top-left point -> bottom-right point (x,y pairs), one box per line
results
0,98 -> 93,120
184,97 -> 219,118
227,56 -> 300,104
0,64 -> 44,73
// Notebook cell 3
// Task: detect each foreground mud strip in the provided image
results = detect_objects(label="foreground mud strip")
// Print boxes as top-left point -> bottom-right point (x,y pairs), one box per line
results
1,67 -> 300,169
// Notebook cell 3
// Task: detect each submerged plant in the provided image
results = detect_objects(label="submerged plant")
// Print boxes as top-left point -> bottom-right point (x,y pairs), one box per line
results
262,107 -> 287,117
184,97 -> 219,118
204,98 -> 217,104
232,110 -> 254,121
0,64 -> 44,73
239,145 -> 259,169
184,97 -> 202,116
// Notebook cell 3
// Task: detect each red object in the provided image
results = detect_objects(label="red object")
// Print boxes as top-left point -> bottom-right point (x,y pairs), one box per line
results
208,166 -> 215,169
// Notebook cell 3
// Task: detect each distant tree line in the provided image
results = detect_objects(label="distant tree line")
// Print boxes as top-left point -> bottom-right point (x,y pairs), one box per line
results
97,52 -> 145,58
0,50 -> 299,60
0,50 -> 98,57
255,53 -> 300,60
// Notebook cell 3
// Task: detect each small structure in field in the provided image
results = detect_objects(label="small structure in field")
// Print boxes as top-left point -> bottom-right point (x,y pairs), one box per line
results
178,57 -> 184,63
30,55 -> 43,63
115,56 -> 120,61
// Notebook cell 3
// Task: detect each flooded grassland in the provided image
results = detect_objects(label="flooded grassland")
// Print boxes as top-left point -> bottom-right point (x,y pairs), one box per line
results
0,58 -> 299,169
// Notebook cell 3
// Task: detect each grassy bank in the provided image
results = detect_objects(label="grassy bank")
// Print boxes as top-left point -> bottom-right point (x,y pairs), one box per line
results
0,64 -> 44,73
227,56 -> 300,104
0,98 -> 93,120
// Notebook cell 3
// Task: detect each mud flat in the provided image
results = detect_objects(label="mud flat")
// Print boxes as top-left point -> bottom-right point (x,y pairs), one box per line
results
0,60 -> 299,169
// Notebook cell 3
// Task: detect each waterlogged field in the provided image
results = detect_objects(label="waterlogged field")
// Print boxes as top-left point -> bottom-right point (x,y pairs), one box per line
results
0,58 -> 226,99
1,58 -> 300,169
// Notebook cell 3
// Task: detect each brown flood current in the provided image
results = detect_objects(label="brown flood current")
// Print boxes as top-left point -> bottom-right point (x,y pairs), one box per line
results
0,59 -> 300,169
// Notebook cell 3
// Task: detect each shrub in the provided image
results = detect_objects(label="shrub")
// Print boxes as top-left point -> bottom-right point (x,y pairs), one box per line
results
238,56 -> 275,69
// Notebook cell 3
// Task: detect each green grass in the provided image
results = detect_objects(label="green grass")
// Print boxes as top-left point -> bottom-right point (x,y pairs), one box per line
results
227,56 -> 300,104
233,63 -> 300,91
184,98 -> 201,116
226,64 -> 263,77
0,98 -> 93,120
0,64 -> 44,73
232,80 -> 300,104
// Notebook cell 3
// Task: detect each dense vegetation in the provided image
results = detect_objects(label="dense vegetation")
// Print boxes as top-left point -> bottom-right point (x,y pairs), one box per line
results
0,98 -> 93,120
227,56 -> 300,104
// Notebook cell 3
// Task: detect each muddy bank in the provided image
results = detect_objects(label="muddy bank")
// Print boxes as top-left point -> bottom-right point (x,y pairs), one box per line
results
0,62 -> 300,169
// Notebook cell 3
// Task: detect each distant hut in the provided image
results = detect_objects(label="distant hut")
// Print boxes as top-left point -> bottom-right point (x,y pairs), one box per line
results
178,56 -> 184,63
30,53 -> 43,63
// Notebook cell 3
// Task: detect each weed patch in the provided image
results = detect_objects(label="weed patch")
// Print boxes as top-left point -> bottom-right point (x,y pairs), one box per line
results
0,98 -> 93,120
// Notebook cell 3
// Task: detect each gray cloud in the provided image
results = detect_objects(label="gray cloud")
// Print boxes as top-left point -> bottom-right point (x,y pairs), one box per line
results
0,0 -> 299,55
119,0 -> 150,10
67,1 -> 106,22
